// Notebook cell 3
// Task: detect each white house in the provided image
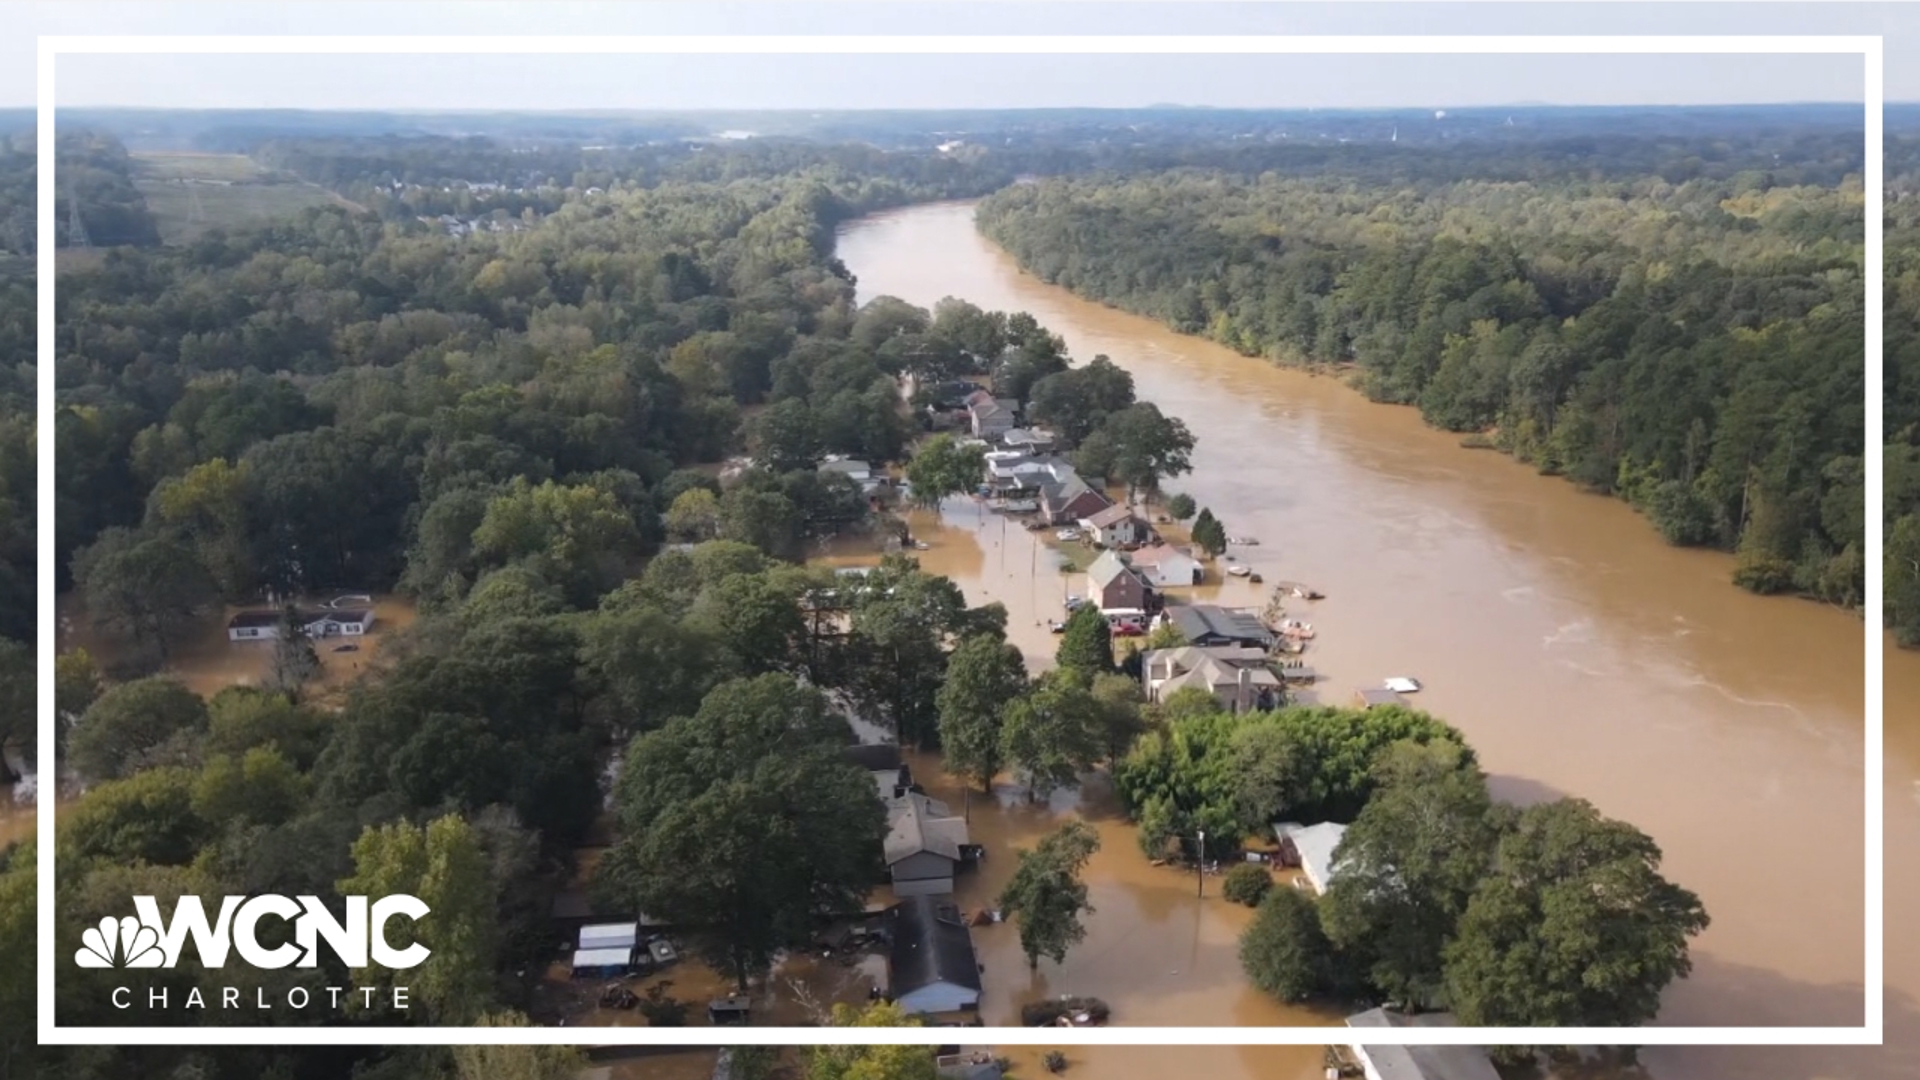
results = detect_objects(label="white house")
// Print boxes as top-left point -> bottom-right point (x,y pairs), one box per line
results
1126,544 -> 1202,588
226,607 -> 376,642
1079,503 -> 1150,547
1343,1009 -> 1502,1080
1274,821 -> 1348,895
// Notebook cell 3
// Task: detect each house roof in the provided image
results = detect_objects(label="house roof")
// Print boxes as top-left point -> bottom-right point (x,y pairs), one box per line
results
1344,1010 -> 1502,1080
1275,821 -> 1348,894
843,743 -> 903,772
1082,504 -> 1139,529
313,610 -> 371,625
227,610 -> 281,629
1127,544 -> 1196,568
1040,477 -> 1095,505
1356,687 -> 1404,708
571,947 -> 633,969
1168,604 -> 1274,645
579,923 -> 639,950
1155,650 -> 1282,700
888,895 -> 982,997
819,459 -> 872,476
1087,550 -> 1137,589
885,792 -> 967,865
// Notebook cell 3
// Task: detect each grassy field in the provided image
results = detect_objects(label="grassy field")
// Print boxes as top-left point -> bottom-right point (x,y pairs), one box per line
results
130,152 -> 344,245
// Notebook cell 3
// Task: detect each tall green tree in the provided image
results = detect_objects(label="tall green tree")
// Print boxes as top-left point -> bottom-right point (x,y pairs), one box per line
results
71,526 -> 215,665
0,640 -> 28,784
600,675 -> 884,992
903,433 -> 987,507
1000,672 -> 1103,801
935,633 -> 1028,792
68,676 -> 208,782
1240,886 -> 1338,1003
1054,604 -> 1113,678
806,1002 -> 933,1080
337,813 -> 499,1025
997,819 -> 1101,970
1320,741 -> 1499,1010
1443,798 -> 1710,1028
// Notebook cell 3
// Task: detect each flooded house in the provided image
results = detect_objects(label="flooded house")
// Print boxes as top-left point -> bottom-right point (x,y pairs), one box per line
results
1088,550 -> 1155,613
1343,1008 -> 1502,1080
1079,503 -> 1151,547
885,791 -> 971,897
225,606 -> 375,642
1126,544 -> 1202,587
1141,645 -> 1283,712
1274,822 -> 1348,896
968,396 -> 1019,440
845,742 -> 914,800
1354,687 -> 1405,710
998,427 -> 1056,453
886,895 -> 983,1016
1038,478 -> 1111,526
1163,603 -> 1274,649
570,921 -> 639,980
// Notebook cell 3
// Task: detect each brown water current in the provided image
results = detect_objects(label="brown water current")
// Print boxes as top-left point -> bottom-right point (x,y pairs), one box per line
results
834,201 -> 1920,1078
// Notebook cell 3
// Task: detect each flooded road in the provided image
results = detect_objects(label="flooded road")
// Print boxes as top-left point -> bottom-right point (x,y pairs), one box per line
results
836,201 -> 1919,1076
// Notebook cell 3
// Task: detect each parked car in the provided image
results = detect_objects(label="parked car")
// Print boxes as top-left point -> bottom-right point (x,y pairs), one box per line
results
1111,623 -> 1145,637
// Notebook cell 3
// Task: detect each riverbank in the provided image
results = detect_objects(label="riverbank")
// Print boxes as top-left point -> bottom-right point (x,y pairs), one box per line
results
834,200 -> 1915,1059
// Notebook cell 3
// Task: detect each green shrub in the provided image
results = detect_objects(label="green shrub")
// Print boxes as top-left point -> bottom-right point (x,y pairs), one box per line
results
1222,862 -> 1273,906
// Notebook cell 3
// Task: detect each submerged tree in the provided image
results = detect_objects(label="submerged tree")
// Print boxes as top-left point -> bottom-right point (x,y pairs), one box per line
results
997,820 -> 1101,970
935,633 -> 1028,792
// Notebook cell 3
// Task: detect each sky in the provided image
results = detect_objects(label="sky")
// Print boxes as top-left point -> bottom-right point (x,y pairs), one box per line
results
2,1 -> 1914,111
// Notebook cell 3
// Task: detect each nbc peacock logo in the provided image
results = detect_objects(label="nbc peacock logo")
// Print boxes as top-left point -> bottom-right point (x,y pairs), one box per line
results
75,915 -> 166,969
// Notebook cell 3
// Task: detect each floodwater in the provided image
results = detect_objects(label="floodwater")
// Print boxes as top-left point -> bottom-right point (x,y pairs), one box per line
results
836,202 -> 1920,1077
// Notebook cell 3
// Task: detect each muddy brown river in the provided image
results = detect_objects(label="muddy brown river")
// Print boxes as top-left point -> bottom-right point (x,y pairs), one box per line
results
835,201 -> 1920,1079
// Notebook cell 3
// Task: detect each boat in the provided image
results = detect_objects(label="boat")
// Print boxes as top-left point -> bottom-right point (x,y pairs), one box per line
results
1277,618 -> 1315,639
1384,676 -> 1423,694
1047,620 -> 1068,634
1227,565 -> 1252,578
913,540 -> 930,551
1229,536 -> 1260,546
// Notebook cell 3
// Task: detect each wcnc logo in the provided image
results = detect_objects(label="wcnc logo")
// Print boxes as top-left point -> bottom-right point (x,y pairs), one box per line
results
75,895 -> 433,971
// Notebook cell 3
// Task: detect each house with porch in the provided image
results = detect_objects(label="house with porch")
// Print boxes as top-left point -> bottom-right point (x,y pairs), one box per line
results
1039,478 -> 1112,526
885,792 -> 971,897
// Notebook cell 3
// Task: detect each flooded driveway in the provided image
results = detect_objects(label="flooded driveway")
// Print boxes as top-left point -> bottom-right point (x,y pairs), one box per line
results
836,201 -> 1920,1078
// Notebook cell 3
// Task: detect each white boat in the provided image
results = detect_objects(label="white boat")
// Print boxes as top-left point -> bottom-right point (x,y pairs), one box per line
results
1384,676 -> 1423,694
1229,536 -> 1260,546
1227,565 -> 1252,578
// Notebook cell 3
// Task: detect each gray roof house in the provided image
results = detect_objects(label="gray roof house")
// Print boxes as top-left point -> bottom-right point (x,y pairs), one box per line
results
1343,1009 -> 1502,1080
1142,645 -> 1283,713
887,895 -> 983,1015
1165,604 -> 1274,648
1274,821 -> 1348,895
885,792 -> 970,897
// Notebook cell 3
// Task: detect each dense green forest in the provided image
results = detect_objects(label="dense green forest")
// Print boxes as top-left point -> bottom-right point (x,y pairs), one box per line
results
1880,135 -> 1920,642
0,108 -> 1899,1078
979,159 -> 1872,606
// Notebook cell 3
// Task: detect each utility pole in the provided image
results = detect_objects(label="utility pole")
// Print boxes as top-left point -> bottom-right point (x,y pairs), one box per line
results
1196,829 -> 1206,898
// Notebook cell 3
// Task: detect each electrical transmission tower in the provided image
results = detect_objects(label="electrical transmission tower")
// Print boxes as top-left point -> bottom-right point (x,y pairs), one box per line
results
65,175 -> 90,248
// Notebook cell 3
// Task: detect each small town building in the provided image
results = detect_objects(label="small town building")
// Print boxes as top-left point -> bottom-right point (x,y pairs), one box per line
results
226,607 -> 376,642
1274,821 -> 1348,895
1087,550 -> 1154,613
819,458 -> 874,484
968,397 -> 1018,439
1078,503 -> 1151,547
568,946 -> 634,980
1141,645 -> 1283,712
1038,479 -> 1111,526
1342,1009 -> 1502,1080
1163,604 -> 1274,649
1126,544 -> 1202,588
886,895 -> 983,1015
885,792 -> 970,897
999,427 -> 1056,453
1355,687 -> 1405,710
